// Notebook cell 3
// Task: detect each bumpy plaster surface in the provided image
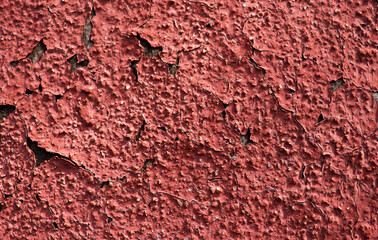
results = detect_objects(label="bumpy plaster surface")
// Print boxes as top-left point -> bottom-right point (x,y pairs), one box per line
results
0,0 -> 377,239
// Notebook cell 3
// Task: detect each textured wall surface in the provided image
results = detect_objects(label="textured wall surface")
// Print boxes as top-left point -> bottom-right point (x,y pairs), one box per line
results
0,0 -> 377,239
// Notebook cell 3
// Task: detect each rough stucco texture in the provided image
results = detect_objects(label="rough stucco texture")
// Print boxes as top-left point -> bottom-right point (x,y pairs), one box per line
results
0,0 -> 377,239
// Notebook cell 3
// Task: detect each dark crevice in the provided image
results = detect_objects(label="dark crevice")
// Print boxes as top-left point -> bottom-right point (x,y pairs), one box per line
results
82,8 -> 96,52
35,194 -> 41,201
158,126 -> 167,132
250,39 -> 263,56
0,105 -> 16,121
317,114 -> 324,123
27,137 -> 55,167
135,119 -> 146,141
0,204 -> 2,212
261,68 -> 266,77
300,163 -> 316,179
107,217 -> 113,223
28,138 -> 99,180
240,128 -> 254,146
100,181 -> 110,188
141,159 -> 155,172
54,88 -> 70,102
168,57 -> 179,75
249,58 -> 266,76
4,194 -> 12,199
67,55 -> 89,73
27,39 -> 47,63
54,94 -> 63,101
25,83 -> 43,95
78,60 -> 89,68
136,33 -> 163,57
370,92 -> 378,102
249,58 -> 259,68
130,60 -> 140,82
52,222 -> 59,229
10,60 -> 19,67
221,102 -> 228,120
221,110 -> 226,119
330,78 -> 345,92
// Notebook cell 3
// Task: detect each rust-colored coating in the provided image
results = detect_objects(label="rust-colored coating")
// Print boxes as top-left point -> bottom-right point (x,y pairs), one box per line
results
0,0 -> 377,239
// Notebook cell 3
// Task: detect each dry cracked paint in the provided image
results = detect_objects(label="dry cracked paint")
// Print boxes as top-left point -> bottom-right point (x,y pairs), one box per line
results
0,0 -> 377,239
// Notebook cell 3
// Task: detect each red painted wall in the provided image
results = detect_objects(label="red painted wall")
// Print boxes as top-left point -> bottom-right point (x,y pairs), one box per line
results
0,0 -> 377,239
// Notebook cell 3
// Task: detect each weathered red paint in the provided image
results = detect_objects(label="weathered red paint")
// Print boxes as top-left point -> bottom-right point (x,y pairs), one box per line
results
0,0 -> 377,239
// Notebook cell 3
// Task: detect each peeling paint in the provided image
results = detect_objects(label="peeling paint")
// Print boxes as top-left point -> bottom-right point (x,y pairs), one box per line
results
0,105 -> 15,121
0,0 -> 377,239
27,39 -> 47,63
82,8 -> 96,52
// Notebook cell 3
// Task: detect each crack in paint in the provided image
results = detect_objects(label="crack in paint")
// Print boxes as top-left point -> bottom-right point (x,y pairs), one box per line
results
240,128 -> 254,146
25,83 -> 43,95
330,78 -> 345,92
300,162 -> 316,179
167,57 -> 179,75
82,7 -> 96,52
221,109 -> 226,119
9,40 -> 47,66
135,119 -> 146,141
249,58 -> 266,76
54,94 -> 63,101
139,0 -> 153,28
10,60 -> 19,67
130,59 -> 140,82
157,126 -> 167,132
25,89 -> 34,95
27,137 -> 100,182
27,137 -> 55,167
0,105 -> 16,121
136,33 -> 163,57
67,54 -> 89,73
140,159 -> 155,172
316,114 -> 324,124
269,84 -> 308,134
52,222 -> 59,229
27,39 -> 47,63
